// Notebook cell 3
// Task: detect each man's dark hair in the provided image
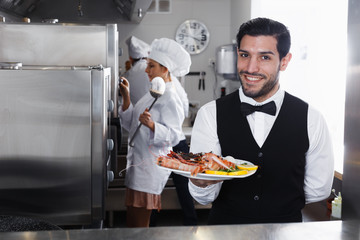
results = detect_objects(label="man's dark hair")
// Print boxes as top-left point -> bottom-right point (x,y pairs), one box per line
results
236,17 -> 291,60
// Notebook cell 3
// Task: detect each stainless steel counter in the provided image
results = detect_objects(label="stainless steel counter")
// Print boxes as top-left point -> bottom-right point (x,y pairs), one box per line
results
0,220 -> 359,240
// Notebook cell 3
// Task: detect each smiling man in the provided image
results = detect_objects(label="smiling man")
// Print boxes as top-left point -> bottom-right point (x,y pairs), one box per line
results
188,17 -> 334,225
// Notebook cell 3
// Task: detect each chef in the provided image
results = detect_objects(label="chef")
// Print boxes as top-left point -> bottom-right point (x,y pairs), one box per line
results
118,38 -> 191,227
188,17 -> 334,224
124,36 -> 151,105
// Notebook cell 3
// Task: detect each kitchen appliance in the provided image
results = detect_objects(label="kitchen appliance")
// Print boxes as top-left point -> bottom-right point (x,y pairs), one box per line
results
0,22 -> 119,226
215,44 -> 239,81
0,23 -> 118,117
0,0 -> 153,24
0,65 -> 113,225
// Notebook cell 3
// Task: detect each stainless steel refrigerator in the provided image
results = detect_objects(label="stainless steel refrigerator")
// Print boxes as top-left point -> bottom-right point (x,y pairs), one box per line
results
0,65 -> 112,225
0,22 -> 119,226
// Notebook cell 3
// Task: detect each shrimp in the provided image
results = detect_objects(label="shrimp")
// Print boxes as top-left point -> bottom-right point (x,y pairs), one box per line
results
156,155 -> 204,175
167,151 -> 202,166
201,152 -> 237,171
157,151 -> 237,176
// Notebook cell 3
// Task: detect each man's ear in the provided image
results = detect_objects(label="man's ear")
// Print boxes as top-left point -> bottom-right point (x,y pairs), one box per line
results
280,53 -> 292,71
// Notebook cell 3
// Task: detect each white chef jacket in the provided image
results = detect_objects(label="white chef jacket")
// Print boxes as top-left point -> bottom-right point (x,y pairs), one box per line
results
172,75 -> 189,118
171,75 -> 189,143
124,59 -> 150,105
119,82 -> 184,194
189,87 -> 334,205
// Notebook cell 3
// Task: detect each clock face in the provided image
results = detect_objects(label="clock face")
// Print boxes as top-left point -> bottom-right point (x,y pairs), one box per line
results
175,20 -> 210,55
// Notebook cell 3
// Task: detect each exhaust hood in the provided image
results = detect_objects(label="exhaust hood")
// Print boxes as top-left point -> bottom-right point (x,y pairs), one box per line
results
0,0 -> 152,23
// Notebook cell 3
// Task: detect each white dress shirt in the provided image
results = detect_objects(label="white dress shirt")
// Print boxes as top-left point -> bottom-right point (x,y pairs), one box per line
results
189,87 -> 334,205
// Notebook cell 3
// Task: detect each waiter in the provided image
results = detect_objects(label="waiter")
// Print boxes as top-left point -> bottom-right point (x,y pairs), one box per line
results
188,17 -> 334,224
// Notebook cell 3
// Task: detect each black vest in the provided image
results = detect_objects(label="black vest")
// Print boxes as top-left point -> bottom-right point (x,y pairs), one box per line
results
209,90 -> 309,225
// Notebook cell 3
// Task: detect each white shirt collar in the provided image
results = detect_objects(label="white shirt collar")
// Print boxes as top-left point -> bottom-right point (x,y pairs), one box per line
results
239,86 -> 285,115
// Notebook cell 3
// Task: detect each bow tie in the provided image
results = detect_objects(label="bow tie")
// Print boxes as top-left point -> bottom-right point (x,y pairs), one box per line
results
240,101 -> 276,116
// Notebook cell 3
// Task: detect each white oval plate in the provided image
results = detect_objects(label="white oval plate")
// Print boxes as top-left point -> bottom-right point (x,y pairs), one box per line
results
157,159 -> 257,180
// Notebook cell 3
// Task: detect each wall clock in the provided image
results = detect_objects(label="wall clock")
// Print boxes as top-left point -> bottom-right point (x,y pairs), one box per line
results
175,19 -> 210,55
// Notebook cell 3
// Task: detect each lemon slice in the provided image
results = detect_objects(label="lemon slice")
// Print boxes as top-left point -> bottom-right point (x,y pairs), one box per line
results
205,170 -> 228,175
237,164 -> 258,171
228,170 -> 248,176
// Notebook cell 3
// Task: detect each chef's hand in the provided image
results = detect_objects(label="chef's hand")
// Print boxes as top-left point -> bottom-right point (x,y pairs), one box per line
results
119,77 -> 130,111
139,108 -> 155,132
119,77 -> 129,97
190,178 -> 222,188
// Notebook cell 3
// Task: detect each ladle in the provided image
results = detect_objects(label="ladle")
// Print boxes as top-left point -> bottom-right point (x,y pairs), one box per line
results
129,77 -> 166,147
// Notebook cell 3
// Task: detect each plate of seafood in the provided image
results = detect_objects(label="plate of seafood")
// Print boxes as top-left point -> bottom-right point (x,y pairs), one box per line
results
156,151 -> 258,180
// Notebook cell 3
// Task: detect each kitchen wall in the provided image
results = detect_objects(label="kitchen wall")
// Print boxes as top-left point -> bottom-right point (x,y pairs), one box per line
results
117,0 -> 251,109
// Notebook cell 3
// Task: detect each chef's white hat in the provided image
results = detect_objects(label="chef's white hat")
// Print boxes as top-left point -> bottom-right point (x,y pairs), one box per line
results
126,36 -> 150,59
148,38 -> 191,77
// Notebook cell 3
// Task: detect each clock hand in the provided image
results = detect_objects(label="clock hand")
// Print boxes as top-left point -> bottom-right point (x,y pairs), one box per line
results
182,33 -> 202,42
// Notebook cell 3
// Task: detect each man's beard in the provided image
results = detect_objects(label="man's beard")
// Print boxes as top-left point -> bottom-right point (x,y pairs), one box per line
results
239,69 -> 280,99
